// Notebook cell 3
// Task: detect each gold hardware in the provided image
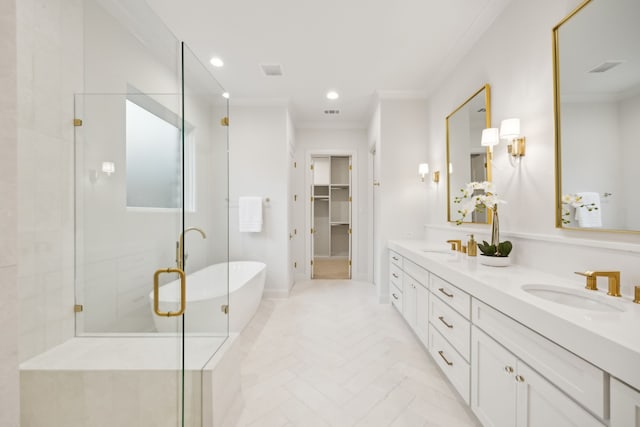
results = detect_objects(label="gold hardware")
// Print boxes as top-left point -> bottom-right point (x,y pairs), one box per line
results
153,268 -> 186,317
74,304 -> 83,313
461,245 -> 467,254
294,194 -> 297,201
294,262 -> 297,268
438,316 -> 453,329
433,171 -> 440,183
349,165 -> 352,171
508,137 -> 526,157
176,227 -> 207,270
311,228 -> 314,234
311,260 -> 313,266
349,260 -> 352,266
220,117 -> 229,126
73,118 -> 83,126
294,162 -> 297,168
438,350 -> 453,366
348,228 -> 352,235
634,286 -> 640,304
438,288 -> 454,298
311,196 -> 314,202
349,196 -> 352,202
373,180 -> 380,186
294,229 -> 297,235
574,271 -> 621,296
504,366 -> 514,374
310,164 -> 314,170
515,375 -> 525,383
221,304 -> 229,314
446,240 -> 462,251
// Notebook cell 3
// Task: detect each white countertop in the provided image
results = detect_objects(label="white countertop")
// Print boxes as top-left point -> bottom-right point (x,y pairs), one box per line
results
388,240 -> 640,391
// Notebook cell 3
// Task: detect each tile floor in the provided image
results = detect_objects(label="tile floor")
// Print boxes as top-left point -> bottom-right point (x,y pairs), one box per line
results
230,279 -> 480,427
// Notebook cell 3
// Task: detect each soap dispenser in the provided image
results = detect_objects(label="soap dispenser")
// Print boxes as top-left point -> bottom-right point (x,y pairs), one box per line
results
467,234 -> 477,257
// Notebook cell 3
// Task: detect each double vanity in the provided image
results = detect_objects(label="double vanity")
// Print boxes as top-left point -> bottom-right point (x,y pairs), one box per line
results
388,240 -> 640,427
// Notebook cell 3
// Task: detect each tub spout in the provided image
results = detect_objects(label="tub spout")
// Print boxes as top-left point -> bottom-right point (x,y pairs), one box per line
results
177,227 -> 207,270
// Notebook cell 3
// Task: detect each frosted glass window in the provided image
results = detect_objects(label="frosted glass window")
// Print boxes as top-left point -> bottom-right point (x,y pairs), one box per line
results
126,99 -> 183,209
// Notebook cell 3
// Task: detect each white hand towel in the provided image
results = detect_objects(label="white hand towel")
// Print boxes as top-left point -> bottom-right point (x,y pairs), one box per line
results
239,197 -> 263,232
574,192 -> 602,228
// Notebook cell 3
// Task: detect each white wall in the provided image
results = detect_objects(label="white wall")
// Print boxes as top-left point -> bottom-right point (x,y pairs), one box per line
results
371,97 -> 430,301
423,0 -> 640,296
295,127 -> 370,281
229,104 -> 291,297
619,94 -> 640,230
0,0 -> 19,423
17,0 -> 83,361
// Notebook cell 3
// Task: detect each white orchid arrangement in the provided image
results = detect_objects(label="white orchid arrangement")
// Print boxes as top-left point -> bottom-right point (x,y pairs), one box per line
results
454,181 -> 512,257
561,194 -> 599,225
453,181 -> 505,226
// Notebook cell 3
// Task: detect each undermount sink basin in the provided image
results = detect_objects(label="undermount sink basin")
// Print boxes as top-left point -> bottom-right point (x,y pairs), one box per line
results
522,284 -> 626,313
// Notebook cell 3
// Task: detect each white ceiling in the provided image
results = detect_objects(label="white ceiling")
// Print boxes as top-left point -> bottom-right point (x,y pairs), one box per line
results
146,0 -> 512,128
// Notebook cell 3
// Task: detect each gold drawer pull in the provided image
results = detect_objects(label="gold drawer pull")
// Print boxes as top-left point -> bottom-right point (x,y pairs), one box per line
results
392,293 -> 399,300
438,350 -> 453,366
153,267 -> 186,317
438,316 -> 453,329
504,366 -> 514,374
438,287 -> 454,298
515,375 -> 525,383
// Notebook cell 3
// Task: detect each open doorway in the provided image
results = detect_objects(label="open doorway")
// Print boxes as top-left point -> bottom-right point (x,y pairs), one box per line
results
310,155 -> 352,280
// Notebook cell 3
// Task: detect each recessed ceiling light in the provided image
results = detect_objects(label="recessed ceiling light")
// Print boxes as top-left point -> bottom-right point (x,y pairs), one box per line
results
210,57 -> 224,67
222,92 -> 229,99
326,91 -> 339,100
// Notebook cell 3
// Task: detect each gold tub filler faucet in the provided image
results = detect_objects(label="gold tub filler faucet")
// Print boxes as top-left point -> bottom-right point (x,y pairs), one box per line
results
176,227 -> 207,270
574,271 -> 621,297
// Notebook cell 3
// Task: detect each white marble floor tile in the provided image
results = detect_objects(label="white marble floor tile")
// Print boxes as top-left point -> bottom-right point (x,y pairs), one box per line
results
232,280 -> 479,427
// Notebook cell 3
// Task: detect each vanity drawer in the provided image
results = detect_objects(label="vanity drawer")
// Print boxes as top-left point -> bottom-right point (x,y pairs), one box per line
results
430,295 -> 471,361
389,251 -> 403,268
472,299 -> 606,418
389,263 -> 404,288
429,327 -> 470,404
430,274 -> 471,319
390,283 -> 403,312
404,259 -> 428,287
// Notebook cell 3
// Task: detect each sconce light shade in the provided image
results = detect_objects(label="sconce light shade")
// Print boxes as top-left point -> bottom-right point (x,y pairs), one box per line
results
500,118 -> 521,139
418,163 -> 429,182
481,128 -> 500,147
102,161 -> 115,176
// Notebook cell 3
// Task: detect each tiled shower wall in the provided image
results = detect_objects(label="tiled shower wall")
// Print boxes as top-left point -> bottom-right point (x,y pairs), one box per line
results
16,0 -> 83,361
0,0 -> 19,424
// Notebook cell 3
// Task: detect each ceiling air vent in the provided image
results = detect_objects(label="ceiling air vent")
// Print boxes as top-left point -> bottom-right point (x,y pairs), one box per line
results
260,63 -> 283,76
588,60 -> 624,73
324,109 -> 341,115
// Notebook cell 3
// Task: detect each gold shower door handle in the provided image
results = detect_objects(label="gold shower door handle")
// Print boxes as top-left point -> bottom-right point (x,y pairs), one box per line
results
153,268 -> 186,317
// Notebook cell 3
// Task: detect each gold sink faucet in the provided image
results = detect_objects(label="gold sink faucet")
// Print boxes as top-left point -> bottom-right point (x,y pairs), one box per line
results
176,227 -> 207,270
446,240 -> 462,252
574,271 -> 621,297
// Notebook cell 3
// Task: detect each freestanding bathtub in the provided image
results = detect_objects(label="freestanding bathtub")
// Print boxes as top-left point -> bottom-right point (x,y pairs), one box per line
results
150,261 -> 266,334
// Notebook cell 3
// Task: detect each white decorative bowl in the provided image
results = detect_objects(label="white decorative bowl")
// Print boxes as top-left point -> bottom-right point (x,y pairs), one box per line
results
479,255 -> 511,267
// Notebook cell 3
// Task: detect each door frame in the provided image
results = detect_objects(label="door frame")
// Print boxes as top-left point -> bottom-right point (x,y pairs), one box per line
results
305,149 -> 358,280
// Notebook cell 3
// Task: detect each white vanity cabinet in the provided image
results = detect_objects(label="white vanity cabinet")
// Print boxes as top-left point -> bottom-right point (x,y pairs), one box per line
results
611,378 -> 640,427
472,327 -> 605,427
428,273 -> 472,403
388,252 -> 429,348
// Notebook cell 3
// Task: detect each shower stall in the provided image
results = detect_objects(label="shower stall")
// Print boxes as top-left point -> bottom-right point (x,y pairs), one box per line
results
21,0 -> 231,425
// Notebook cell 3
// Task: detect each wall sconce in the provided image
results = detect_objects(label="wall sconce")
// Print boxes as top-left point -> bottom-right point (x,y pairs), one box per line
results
418,163 -> 439,183
500,118 -> 526,158
481,127 -> 500,160
418,163 -> 429,182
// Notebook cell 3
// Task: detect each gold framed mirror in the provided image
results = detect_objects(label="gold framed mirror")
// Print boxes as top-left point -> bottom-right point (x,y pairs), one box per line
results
446,84 -> 492,224
554,0 -> 640,232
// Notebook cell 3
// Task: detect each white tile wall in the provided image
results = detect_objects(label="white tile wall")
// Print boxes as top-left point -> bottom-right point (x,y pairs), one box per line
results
16,0 -> 83,361
0,0 -> 19,425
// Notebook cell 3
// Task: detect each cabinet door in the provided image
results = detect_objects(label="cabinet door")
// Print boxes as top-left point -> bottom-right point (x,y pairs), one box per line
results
403,278 -> 417,329
471,327 -> 517,427
516,362 -> 604,427
416,284 -> 429,348
610,378 -> 640,427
